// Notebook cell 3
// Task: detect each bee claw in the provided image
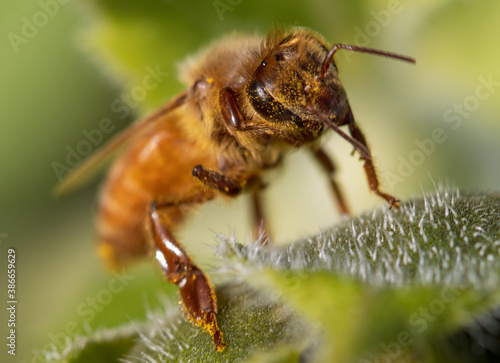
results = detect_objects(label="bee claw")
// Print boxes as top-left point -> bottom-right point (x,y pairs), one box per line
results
389,198 -> 400,209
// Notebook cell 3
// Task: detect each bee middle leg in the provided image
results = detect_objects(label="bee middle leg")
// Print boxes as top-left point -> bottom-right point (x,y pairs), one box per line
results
149,201 -> 226,352
250,178 -> 269,245
310,147 -> 351,216
192,165 -> 269,244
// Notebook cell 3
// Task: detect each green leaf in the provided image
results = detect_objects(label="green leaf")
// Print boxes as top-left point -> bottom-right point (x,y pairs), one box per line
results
45,284 -> 308,363
50,190 -> 500,362
128,284 -> 308,362
219,189 -> 500,362
41,325 -> 141,363
221,190 -> 500,288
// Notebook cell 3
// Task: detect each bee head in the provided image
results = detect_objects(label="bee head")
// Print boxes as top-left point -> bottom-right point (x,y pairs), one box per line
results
247,30 -> 340,145
246,29 -> 414,148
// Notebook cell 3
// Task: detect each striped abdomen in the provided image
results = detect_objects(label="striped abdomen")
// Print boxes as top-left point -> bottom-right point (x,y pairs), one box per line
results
96,117 -> 219,268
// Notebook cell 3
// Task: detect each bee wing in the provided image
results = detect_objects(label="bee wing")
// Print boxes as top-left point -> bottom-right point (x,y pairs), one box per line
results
54,92 -> 188,196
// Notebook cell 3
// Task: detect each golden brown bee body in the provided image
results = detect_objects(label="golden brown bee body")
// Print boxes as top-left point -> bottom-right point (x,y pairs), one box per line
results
96,110 -> 218,265
97,34 -> 278,267
58,27 -> 414,352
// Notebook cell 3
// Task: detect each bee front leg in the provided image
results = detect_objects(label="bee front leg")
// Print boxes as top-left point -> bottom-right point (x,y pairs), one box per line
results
346,112 -> 399,208
310,147 -> 351,215
192,165 -> 243,196
149,201 -> 226,352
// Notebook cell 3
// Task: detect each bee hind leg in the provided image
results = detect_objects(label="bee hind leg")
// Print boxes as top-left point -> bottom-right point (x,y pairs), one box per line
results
149,201 -> 226,352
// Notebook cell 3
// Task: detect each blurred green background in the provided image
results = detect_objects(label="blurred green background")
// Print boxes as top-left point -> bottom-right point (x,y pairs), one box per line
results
1,0 -> 499,361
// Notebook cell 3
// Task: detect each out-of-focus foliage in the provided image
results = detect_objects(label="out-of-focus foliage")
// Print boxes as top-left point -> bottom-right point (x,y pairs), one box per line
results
1,0 -> 499,362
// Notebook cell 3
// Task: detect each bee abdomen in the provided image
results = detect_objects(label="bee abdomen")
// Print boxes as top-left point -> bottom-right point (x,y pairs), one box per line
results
96,162 -> 152,268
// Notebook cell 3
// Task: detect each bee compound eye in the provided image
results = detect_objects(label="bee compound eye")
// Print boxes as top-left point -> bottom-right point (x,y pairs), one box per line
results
248,79 -> 303,126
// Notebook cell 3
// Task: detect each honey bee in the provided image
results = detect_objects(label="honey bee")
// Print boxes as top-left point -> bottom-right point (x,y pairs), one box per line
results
57,27 -> 415,352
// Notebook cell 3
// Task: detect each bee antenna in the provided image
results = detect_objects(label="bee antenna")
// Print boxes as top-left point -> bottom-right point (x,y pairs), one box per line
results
318,44 -> 416,79
306,106 -> 372,159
